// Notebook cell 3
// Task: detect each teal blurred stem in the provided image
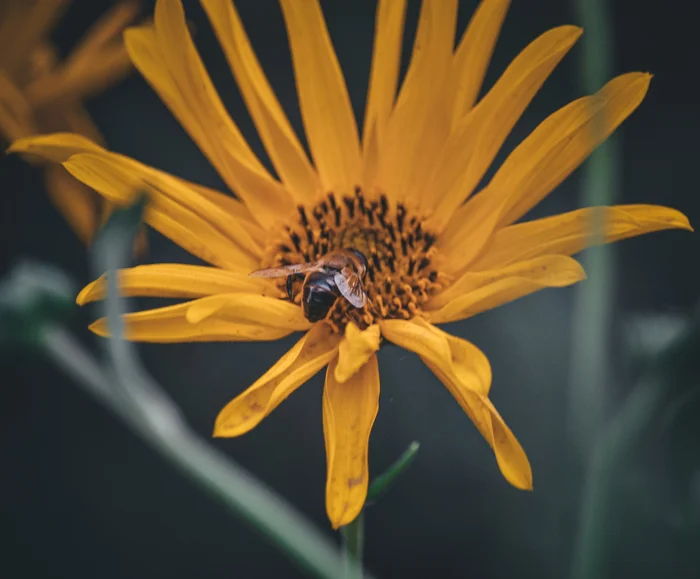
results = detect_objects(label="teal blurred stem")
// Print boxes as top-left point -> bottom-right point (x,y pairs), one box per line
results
35,200 -> 373,579
568,0 -> 620,458
341,512 -> 364,579
570,310 -> 700,579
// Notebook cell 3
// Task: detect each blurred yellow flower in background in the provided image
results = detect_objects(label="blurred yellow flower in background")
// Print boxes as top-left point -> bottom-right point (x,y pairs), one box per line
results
9,0 -> 691,528
0,0 -> 139,244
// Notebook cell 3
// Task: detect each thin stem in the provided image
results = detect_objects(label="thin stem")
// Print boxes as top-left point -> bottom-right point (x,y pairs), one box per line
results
41,325 -> 359,579
341,512 -> 365,579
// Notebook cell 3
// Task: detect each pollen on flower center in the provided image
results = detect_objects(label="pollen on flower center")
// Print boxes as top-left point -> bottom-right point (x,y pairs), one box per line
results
262,187 -> 445,331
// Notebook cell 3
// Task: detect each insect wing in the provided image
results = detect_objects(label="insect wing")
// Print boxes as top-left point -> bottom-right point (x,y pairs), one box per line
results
249,263 -> 319,278
334,270 -> 367,308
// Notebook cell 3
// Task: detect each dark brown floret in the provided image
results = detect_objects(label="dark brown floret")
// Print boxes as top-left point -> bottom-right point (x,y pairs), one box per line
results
262,188 -> 444,331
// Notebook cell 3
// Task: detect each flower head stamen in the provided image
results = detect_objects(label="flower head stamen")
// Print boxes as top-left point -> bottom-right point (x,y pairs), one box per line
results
265,188 -> 445,331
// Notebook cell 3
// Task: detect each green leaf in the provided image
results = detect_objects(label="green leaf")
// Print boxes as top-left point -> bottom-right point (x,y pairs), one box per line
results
367,441 -> 420,502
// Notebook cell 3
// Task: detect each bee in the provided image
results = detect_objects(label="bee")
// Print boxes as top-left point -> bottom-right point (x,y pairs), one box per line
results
249,249 -> 369,322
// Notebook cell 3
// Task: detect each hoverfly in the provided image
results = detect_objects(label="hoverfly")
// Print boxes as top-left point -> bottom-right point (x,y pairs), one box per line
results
249,249 -> 369,322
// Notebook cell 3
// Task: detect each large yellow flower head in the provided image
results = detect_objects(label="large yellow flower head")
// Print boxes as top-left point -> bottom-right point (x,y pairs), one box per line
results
10,0 -> 691,528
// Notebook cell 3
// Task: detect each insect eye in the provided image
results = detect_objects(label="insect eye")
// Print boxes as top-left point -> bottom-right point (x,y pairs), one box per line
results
349,249 -> 368,270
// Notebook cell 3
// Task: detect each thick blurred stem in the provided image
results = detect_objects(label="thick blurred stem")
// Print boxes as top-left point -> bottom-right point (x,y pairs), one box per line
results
568,0 -> 618,459
571,310 -> 700,579
341,512 -> 365,579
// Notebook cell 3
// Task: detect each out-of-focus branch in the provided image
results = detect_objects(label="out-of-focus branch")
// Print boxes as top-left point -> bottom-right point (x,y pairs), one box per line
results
567,0 -> 619,459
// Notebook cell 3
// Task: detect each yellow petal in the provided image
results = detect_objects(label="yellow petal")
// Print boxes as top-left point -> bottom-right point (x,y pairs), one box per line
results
280,0 -> 362,193
89,295 -> 305,342
62,151 -> 261,269
425,26 -> 582,226
447,0 -> 510,127
380,318 -> 530,489
423,357 -> 532,490
324,355 -> 380,529
442,73 -> 652,258
124,17 -> 294,226
43,164 -> 97,245
77,264 -> 272,306
362,0 -> 407,150
185,294 -> 310,331
427,256 -> 587,324
471,205 -> 693,270
8,132 -> 102,162
380,0 -> 458,204
214,324 -> 341,437
379,317 -> 491,395
334,323 -> 381,384
201,0 -> 320,205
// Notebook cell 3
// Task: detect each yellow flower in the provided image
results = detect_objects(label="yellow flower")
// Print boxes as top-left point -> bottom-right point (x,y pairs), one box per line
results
0,0 -> 139,244
9,0 -> 691,528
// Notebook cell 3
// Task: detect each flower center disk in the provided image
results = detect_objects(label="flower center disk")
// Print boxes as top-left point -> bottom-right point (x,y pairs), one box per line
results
263,187 -> 444,331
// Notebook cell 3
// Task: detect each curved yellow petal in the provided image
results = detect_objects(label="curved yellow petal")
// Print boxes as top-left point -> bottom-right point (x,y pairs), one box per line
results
89,298 -> 299,343
334,323 -> 381,384
201,0 -> 320,204
214,324 -> 341,437
471,205 -> 693,270
441,73 -> 653,259
423,357 -> 532,490
380,317 -> 491,396
324,355 -> 380,529
380,318 -> 530,489
77,264 -> 273,306
427,256 -> 586,324
124,17 -> 294,226
380,0 -> 458,204
8,131 -> 102,161
447,0 -> 510,127
63,151 -> 261,269
185,294 -> 310,331
362,0 -> 407,150
425,26 -> 582,226
280,0 -> 362,193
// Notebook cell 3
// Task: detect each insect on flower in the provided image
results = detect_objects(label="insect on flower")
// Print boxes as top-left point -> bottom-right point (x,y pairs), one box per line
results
250,248 -> 369,323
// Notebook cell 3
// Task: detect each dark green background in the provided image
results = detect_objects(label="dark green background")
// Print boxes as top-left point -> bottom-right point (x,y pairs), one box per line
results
2,1 -> 699,577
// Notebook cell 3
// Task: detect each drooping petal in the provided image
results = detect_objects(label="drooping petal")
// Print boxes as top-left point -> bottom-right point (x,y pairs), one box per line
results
334,323 -> 381,384
380,318 -> 531,489
427,256 -> 586,324
77,264 -> 273,306
440,73 -> 653,262
380,0 -> 458,204
471,205 -> 693,270
446,0 -> 510,127
423,358 -> 532,490
380,318 -> 491,395
424,26 -> 582,225
124,12 -> 294,226
324,355 -> 380,529
201,0 -> 320,204
89,294 -> 307,342
214,324 -> 341,437
280,0 -> 362,194
362,0 -> 407,150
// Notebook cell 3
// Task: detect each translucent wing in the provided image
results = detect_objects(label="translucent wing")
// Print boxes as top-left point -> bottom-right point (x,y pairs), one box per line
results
249,262 -> 320,278
334,269 -> 367,308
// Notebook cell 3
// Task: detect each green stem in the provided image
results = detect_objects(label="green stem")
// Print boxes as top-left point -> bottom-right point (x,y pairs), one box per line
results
341,512 -> 365,579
